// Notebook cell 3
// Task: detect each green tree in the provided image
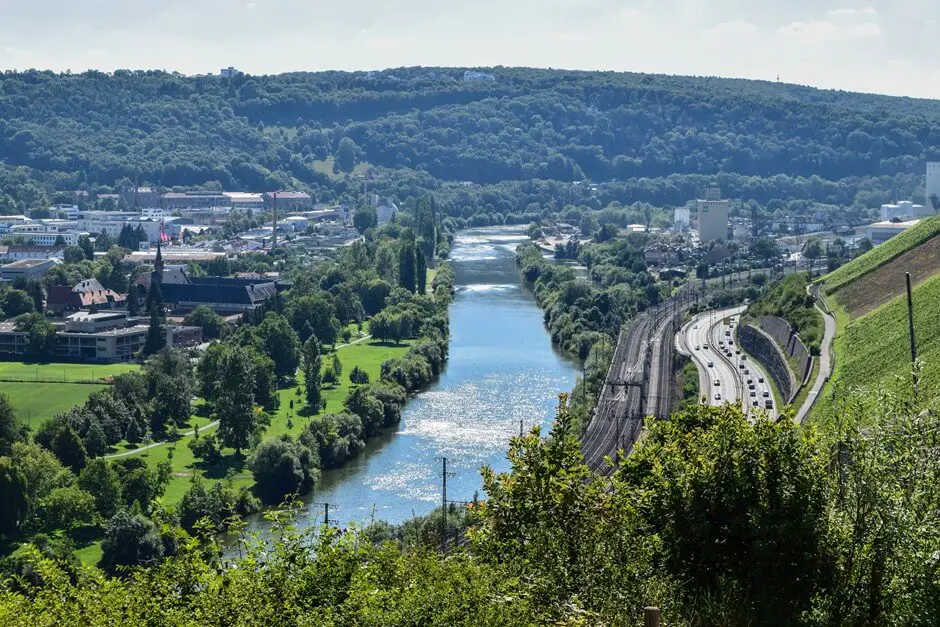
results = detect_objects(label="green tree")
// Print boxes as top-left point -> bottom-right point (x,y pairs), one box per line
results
302,335 -> 323,411
82,420 -> 108,458
14,313 -> 57,357
248,437 -> 318,504
288,293 -> 340,344
78,459 -> 123,519
331,353 -> 343,378
38,486 -> 96,531
256,312 -> 301,380
142,310 -> 166,356
126,283 -> 140,316
0,393 -> 27,456
335,136 -> 360,172
353,204 -> 378,233
51,425 -> 87,474
349,366 -> 370,385
398,242 -> 417,293
0,457 -> 27,537
78,235 -> 95,260
100,510 -> 163,575
144,281 -> 164,317
215,346 -> 260,455
183,305 -> 224,339
416,247 -> 427,294
94,229 -> 113,252
1,289 -> 35,317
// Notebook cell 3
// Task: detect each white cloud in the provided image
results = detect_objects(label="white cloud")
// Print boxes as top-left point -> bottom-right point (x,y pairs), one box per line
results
707,20 -> 759,36
826,7 -> 879,19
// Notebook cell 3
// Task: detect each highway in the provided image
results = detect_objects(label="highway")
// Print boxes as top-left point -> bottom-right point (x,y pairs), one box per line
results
678,306 -> 777,420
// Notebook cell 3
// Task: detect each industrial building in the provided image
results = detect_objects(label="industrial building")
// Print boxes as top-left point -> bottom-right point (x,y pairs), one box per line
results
864,219 -> 921,245
696,187 -> 730,243
928,162 -> 940,212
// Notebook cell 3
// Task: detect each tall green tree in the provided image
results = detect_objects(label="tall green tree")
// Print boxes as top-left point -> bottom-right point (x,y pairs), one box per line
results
0,393 -> 27,456
78,459 -> 123,519
215,346 -> 260,455
142,311 -> 166,356
0,457 -> 27,538
256,312 -> 301,380
14,313 -> 57,357
416,248 -> 427,295
398,242 -> 417,293
51,425 -> 88,474
77,234 -> 95,260
302,335 -> 323,411
127,284 -> 140,316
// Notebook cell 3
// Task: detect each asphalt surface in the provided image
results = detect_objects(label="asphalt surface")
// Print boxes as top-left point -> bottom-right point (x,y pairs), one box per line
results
679,306 -> 777,420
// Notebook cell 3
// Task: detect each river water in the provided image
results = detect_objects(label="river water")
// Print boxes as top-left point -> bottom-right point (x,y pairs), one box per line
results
286,227 -> 579,528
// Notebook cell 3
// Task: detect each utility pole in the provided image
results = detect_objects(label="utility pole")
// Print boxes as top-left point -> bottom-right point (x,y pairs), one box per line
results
905,272 -> 918,394
440,457 -> 454,552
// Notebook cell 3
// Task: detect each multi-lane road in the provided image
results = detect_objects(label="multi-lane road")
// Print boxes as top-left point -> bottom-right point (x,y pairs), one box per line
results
678,306 -> 777,420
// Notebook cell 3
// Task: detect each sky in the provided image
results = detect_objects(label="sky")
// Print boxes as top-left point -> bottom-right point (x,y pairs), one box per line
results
1,0 -> 938,99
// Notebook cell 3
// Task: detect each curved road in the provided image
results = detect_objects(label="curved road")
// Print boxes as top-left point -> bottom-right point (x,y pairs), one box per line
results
678,307 -> 777,420
796,286 -> 837,422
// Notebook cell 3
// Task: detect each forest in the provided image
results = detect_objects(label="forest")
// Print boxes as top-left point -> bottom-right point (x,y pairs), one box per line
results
1,67 -> 938,221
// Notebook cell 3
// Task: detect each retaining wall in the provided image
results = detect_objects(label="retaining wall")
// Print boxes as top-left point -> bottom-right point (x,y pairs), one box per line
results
759,315 -> 812,382
738,323 -> 795,402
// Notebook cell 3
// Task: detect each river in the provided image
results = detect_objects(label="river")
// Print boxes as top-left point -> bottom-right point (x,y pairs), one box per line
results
285,227 -> 579,528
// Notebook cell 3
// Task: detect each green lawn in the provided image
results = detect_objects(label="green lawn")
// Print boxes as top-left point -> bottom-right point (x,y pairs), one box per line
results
5,382 -> 107,429
0,361 -> 138,381
129,337 -> 413,507
0,361 -> 139,430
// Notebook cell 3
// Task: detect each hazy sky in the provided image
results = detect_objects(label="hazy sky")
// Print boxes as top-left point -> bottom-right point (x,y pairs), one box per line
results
1,1 -> 938,99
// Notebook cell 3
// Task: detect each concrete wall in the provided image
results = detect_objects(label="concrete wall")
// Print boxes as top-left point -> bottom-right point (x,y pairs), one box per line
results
739,323 -> 795,403
759,315 -> 812,382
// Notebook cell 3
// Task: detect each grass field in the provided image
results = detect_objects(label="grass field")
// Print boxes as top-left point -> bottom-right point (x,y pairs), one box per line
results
311,156 -> 373,180
5,383 -> 107,429
822,214 -> 940,295
811,271 -> 940,426
0,361 -> 140,429
0,361 -> 138,381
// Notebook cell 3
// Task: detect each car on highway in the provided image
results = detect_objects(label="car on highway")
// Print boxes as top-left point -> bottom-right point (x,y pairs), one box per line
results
714,393 -> 722,401
693,324 -> 698,329
752,400 -> 760,407
748,383 -> 755,390
750,390 -> 756,397
744,368 -> 750,375
762,390 -> 770,398
758,376 -> 765,383
765,400 -> 773,409
739,363 -> 745,370
735,349 -> 741,355
703,343 -> 709,349
707,361 -> 714,367
694,345 -> 700,350
741,355 -> 746,361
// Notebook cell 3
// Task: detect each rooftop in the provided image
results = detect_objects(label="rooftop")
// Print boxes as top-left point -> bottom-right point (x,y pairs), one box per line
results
1,258 -> 59,269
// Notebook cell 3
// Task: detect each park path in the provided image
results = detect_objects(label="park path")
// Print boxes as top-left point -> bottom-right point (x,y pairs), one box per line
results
103,334 -> 373,459
795,286 -> 837,423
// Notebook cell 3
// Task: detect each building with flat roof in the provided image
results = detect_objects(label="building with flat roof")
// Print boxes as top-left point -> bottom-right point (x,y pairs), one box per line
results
696,187 -> 730,243
162,191 -> 231,210
265,191 -> 312,211
0,245 -> 66,261
0,311 -> 202,362
0,258 -> 60,281
864,219 -> 920,245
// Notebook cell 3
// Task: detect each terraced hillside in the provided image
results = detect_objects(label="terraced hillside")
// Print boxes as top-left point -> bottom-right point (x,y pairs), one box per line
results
813,272 -> 940,425
823,214 -> 940,296
832,232 -> 940,317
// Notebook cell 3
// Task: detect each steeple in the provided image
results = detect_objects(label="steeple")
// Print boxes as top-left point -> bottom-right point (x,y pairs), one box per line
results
153,237 -> 164,285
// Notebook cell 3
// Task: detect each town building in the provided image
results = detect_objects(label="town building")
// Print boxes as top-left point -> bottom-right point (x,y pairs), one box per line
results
673,206 -> 691,232
864,219 -> 921,245
0,245 -> 66,261
928,162 -> 940,212
220,66 -> 238,78
0,311 -> 202,362
46,278 -> 127,314
0,258 -> 60,281
696,187 -> 730,243
265,191 -> 313,211
162,191 -> 231,210
223,192 -> 266,212
879,200 -> 930,221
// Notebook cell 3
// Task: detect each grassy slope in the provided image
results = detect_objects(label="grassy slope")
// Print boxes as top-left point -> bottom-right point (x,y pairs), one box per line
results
822,214 -> 940,294
0,361 -> 138,381
830,232 -> 940,317
811,272 -> 940,426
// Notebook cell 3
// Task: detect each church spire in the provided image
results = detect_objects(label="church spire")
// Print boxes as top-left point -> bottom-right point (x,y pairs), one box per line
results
153,237 -> 164,284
